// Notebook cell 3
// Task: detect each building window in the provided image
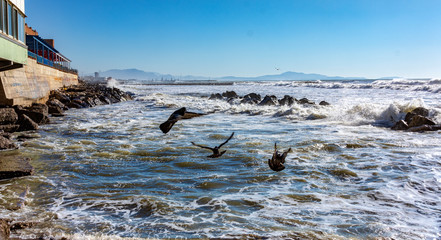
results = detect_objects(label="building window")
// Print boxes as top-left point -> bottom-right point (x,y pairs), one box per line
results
2,0 -> 7,34
0,0 -> 3,33
7,1 -> 11,36
18,12 -> 23,42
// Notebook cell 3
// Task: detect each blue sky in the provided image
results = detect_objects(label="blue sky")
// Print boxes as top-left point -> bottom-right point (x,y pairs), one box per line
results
26,0 -> 441,78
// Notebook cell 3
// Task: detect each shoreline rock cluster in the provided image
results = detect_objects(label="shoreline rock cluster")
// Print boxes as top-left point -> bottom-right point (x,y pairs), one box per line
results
209,91 -> 330,106
0,80 -> 134,178
391,107 -> 441,132
0,80 -> 134,239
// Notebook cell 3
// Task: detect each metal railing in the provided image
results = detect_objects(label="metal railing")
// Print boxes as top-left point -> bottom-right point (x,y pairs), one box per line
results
28,50 -> 78,75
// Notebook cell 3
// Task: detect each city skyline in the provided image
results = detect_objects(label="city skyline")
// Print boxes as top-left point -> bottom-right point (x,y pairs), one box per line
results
26,0 -> 441,79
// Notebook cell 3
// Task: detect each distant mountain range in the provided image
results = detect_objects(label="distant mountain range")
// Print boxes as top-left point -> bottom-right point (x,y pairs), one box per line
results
95,68 -> 397,81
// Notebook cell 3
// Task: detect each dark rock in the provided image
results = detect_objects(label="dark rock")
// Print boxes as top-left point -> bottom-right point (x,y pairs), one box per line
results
241,93 -> 261,104
222,91 -> 238,99
408,115 -> 436,128
17,114 -> 39,132
258,95 -> 278,106
0,136 -> 17,150
209,93 -> 223,100
0,156 -> 33,180
0,131 -> 11,140
10,221 -> 36,231
298,98 -> 315,105
51,90 -> 71,104
391,120 -> 409,130
0,124 -> 20,133
16,104 -> 50,125
0,108 -> 18,125
0,219 -> 10,240
410,107 -> 429,117
67,101 -> 84,109
404,112 -> 416,124
99,95 -> 111,105
407,124 -> 441,132
306,113 -> 327,120
319,101 -> 330,106
47,98 -> 67,110
47,104 -> 64,116
278,95 -> 295,106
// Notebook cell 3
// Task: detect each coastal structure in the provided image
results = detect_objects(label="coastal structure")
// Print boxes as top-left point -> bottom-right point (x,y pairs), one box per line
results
0,0 -> 78,106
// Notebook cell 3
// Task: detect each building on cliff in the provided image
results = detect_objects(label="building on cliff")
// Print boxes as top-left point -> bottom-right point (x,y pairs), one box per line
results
0,0 -> 78,106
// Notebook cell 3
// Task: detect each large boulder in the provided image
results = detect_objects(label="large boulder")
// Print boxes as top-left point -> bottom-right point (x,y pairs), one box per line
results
0,135 -> 17,150
407,124 -> 441,132
407,115 -> 436,128
258,95 -> 278,106
15,104 -> 49,125
222,91 -> 238,99
391,120 -> 409,130
410,107 -> 429,117
209,93 -> 223,100
0,219 -> 10,240
241,93 -> 261,104
17,114 -> 39,132
0,108 -> 18,125
51,90 -> 71,104
319,101 -> 330,106
298,98 -> 315,105
278,95 -> 295,106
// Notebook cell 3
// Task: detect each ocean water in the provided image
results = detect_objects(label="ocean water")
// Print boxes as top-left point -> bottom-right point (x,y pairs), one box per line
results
1,79 -> 441,239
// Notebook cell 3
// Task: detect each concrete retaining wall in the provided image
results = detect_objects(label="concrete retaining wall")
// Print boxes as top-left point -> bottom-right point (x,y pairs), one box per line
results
0,57 -> 78,106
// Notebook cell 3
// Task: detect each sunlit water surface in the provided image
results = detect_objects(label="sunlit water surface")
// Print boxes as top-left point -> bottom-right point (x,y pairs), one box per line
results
1,79 -> 441,239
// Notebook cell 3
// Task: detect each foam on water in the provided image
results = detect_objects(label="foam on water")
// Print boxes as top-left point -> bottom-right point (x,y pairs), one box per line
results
2,79 -> 441,239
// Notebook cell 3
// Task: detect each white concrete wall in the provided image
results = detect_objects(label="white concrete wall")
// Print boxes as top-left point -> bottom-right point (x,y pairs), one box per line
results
0,57 -> 78,106
10,0 -> 25,14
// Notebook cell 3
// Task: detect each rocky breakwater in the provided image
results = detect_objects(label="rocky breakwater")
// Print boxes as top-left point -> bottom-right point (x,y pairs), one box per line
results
209,91 -> 330,119
391,107 -> 441,132
0,80 -> 134,179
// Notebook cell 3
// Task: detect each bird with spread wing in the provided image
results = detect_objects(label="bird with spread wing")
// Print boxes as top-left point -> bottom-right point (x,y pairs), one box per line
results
191,132 -> 235,158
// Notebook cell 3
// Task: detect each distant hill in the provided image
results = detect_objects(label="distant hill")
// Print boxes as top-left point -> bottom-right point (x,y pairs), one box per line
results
94,68 -> 377,81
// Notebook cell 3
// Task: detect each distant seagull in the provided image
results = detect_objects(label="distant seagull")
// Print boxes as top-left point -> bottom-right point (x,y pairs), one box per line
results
191,132 -> 235,158
275,67 -> 280,71
268,143 -> 291,171
159,107 -> 204,134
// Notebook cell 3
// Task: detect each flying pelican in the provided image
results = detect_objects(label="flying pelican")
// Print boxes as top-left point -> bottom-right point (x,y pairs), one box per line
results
191,132 -> 235,158
159,107 -> 204,134
268,143 -> 291,171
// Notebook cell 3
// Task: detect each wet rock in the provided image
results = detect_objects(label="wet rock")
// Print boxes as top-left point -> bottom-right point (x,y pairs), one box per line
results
209,93 -> 223,100
17,114 -> 39,132
319,101 -> 330,106
407,124 -> 441,132
15,104 -> 49,125
240,93 -> 261,104
306,113 -> 327,120
391,120 -> 409,130
0,219 -> 10,240
222,91 -> 238,99
298,98 -> 315,105
0,135 -> 17,150
0,156 -> 33,180
410,107 -> 429,117
51,90 -> 71,104
279,95 -> 295,106
0,124 -> 19,133
99,95 -> 112,105
258,95 -> 278,106
407,115 -> 436,128
0,108 -> 18,125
